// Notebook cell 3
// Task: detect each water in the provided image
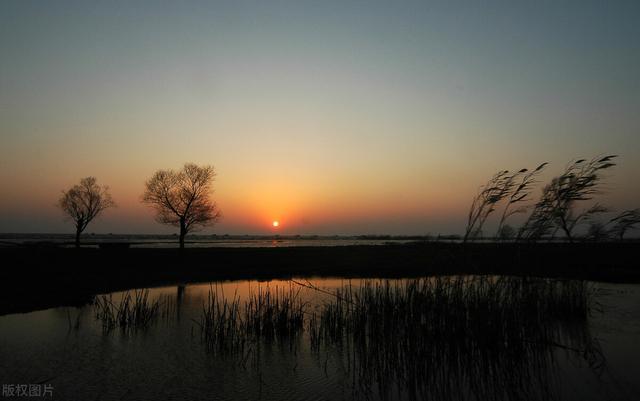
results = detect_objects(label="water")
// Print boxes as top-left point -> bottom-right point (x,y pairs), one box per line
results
0,234 -> 424,248
1,278 -> 639,401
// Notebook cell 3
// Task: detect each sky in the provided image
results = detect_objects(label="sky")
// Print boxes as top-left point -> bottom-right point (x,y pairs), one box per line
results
1,1 -> 639,235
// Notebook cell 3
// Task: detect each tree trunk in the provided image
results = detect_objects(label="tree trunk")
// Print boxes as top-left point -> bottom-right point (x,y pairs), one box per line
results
179,219 -> 186,249
75,226 -> 82,248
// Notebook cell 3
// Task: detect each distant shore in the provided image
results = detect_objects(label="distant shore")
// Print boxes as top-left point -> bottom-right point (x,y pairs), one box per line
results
0,233 -> 457,249
0,242 -> 638,315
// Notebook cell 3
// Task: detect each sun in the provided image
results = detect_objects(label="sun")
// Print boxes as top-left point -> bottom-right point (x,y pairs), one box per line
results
272,220 -> 280,228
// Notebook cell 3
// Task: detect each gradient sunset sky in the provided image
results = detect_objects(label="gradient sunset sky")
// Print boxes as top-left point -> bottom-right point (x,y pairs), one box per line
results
1,1 -> 639,235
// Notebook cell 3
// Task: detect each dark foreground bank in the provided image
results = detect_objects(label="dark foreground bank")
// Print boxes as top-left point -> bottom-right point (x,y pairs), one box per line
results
0,242 -> 638,315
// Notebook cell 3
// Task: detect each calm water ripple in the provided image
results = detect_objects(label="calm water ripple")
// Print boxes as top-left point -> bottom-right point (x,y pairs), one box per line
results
1,278 -> 639,401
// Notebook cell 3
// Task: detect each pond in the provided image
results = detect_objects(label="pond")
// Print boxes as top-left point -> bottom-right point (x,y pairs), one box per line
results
1,277 -> 639,401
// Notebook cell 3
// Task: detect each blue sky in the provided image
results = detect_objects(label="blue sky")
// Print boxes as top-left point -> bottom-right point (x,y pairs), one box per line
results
1,1 -> 639,235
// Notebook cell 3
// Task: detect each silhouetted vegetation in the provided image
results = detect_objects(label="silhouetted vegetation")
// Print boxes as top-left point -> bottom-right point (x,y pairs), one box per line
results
3,242 -> 639,316
519,156 -> 617,242
142,163 -> 221,248
197,284 -> 306,356
466,155 -> 638,242
608,209 -> 640,240
464,164 -> 546,242
94,290 -> 161,332
58,177 -> 115,247
306,277 -> 601,400
197,286 -> 246,355
192,277 -> 602,400
496,163 -> 548,237
464,170 -> 512,242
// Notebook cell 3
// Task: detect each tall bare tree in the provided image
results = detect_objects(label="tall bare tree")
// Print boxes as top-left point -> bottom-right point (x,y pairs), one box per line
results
58,177 -> 116,248
142,163 -> 221,248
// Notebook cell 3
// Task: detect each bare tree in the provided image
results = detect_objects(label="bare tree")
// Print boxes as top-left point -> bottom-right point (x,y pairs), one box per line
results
58,177 -> 116,248
142,163 -> 221,248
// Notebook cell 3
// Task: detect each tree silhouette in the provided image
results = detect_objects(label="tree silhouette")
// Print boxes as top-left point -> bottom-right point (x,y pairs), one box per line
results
142,163 -> 221,248
58,177 -> 115,248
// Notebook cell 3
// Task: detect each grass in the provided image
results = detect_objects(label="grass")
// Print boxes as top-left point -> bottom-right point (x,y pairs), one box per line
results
3,242 -> 639,317
94,289 -> 161,332
309,276 -> 593,342
197,283 -> 306,357
244,284 -> 306,342
306,276 -> 600,400
196,277 -> 595,353
198,285 -> 246,355
87,276 -> 602,400
194,276 -> 601,400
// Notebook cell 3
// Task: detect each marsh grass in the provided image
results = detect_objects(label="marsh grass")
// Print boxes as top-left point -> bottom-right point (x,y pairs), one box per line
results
197,276 -> 596,353
198,286 -> 246,355
608,208 -> 640,240
310,277 -> 593,342
197,283 -> 306,357
244,284 -> 306,342
464,164 -> 547,242
519,155 -> 617,242
94,289 -> 161,333
194,276 -> 601,400
307,276 -> 600,400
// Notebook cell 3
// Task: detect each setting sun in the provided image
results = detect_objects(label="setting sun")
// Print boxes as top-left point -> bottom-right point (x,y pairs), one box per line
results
1,2 -> 640,400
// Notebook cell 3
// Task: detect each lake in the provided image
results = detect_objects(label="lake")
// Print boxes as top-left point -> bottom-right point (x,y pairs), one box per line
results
1,277 -> 639,400
0,234 -> 424,249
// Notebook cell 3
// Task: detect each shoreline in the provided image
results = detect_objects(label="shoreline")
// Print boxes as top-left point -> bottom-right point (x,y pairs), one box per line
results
1,242 -> 638,315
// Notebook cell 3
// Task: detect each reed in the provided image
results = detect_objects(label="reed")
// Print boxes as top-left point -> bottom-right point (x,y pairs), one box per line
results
197,283 -> 306,356
243,284 -> 306,341
310,277 -> 593,345
94,289 -> 161,332
195,277 -> 601,400
608,208 -> 640,240
519,155 -> 617,242
307,276 -> 599,401
198,285 -> 246,355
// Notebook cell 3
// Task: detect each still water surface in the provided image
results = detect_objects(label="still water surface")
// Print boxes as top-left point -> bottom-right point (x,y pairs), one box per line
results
1,278 -> 639,401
